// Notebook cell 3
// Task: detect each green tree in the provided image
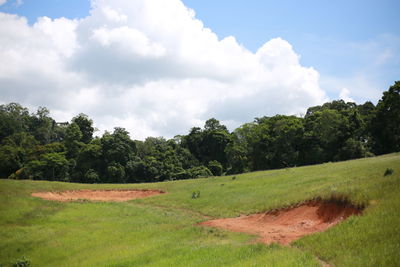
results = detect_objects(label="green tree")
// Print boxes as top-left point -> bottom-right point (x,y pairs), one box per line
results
208,160 -> 223,176
28,142 -> 65,162
186,166 -> 212,178
226,123 -> 255,173
0,132 -> 38,178
84,169 -> 100,183
75,141 -> 103,183
107,163 -> 126,183
72,114 -> 94,144
29,107 -> 55,144
184,119 -> 231,168
264,115 -> 304,168
302,109 -> 347,163
204,118 -> 228,132
337,138 -> 368,160
41,152 -> 69,181
371,81 -> 400,154
64,122 -> 84,158
133,137 -> 199,182
125,158 -> 146,183
184,127 -> 203,162
0,103 -> 30,142
0,145 -> 23,178
25,152 -> 69,181
101,128 -> 136,166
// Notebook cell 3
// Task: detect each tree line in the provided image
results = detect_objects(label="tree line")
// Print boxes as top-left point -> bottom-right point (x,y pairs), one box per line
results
1,81 -> 399,183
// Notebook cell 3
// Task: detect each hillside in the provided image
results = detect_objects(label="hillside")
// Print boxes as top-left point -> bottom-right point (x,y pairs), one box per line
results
2,81 -> 400,184
0,153 -> 399,266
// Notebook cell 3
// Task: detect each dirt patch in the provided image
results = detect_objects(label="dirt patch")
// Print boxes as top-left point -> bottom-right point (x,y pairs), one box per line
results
32,189 -> 165,202
199,199 -> 363,245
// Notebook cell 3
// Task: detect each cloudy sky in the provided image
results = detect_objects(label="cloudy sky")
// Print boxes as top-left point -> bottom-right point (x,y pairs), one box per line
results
0,0 -> 399,139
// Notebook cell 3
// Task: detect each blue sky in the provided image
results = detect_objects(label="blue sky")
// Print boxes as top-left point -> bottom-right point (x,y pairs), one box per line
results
0,0 -> 90,21
0,0 -> 399,138
183,0 -> 400,102
184,2 -> 399,67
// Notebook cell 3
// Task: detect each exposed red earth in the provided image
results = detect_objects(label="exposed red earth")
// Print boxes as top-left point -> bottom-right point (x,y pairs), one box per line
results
199,200 -> 363,245
32,189 -> 165,202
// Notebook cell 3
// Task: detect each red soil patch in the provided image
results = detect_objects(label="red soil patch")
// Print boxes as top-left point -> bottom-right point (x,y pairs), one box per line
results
199,199 -> 363,245
32,189 -> 165,202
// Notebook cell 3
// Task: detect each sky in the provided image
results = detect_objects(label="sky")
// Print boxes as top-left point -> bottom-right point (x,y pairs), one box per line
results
0,0 -> 399,140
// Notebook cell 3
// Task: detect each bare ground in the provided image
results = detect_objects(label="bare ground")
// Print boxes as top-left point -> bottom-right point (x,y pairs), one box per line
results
31,189 -> 165,202
199,199 -> 363,245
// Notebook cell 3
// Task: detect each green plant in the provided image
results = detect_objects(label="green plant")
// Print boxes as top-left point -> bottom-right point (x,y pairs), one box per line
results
384,168 -> 394,176
208,160 -> 223,176
12,257 -> 30,267
191,190 -> 200,199
187,166 -> 212,179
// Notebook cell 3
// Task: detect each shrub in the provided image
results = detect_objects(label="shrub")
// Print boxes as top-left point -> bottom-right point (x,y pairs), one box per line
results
12,256 -> 30,267
173,170 -> 188,180
187,166 -> 212,178
84,169 -> 100,183
337,138 -> 368,160
384,168 -> 394,176
107,163 -> 126,183
191,191 -> 201,199
208,160 -> 223,176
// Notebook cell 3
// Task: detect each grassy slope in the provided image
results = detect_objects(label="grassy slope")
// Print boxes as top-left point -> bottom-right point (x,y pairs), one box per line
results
0,153 -> 399,266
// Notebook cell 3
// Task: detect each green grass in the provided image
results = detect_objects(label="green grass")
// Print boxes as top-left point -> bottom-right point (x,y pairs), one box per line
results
1,153 -> 399,266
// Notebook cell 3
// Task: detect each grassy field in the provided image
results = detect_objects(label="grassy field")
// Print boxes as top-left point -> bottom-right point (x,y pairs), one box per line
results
1,153 -> 399,266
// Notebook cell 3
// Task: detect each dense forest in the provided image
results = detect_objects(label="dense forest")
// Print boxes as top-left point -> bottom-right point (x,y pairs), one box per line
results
0,81 -> 399,183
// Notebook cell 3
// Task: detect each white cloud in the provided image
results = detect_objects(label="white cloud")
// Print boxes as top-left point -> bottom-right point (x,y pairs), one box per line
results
0,0 -> 23,6
0,0 -> 327,140
339,88 -> 354,103
320,74 -> 383,105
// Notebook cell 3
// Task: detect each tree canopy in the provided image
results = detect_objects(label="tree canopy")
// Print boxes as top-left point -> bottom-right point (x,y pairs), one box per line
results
1,82 -> 399,183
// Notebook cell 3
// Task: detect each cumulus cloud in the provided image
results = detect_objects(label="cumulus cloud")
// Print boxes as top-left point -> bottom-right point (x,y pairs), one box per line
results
321,74 -> 384,105
339,88 -> 354,103
0,0 -> 327,139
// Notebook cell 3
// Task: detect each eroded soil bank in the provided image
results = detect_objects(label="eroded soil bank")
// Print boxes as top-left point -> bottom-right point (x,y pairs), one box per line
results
199,198 -> 363,245
32,189 -> 165,202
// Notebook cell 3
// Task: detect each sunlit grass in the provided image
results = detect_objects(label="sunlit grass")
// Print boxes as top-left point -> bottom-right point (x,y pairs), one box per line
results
1,153 -> 399,266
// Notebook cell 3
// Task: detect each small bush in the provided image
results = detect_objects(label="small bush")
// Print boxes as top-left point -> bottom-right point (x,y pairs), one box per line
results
84,169 -> 100,183
231,176 -> 237,180
187,166 -> 212,179
191,191 -> 201,199
8,173 -> 17,180
12,257 -> 30,267
174,170 -> 188,180
208,160 -> 223,176
384,168 -> 394,176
